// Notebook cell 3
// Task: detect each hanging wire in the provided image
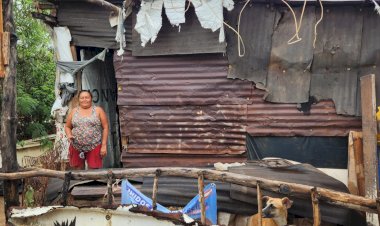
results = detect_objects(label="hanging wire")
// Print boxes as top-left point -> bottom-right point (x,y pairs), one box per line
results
313,0 -> 324,48
281,0 -> 307,45
202,0 -> 247,57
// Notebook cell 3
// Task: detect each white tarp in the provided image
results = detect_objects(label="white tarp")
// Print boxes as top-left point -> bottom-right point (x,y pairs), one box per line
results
135,0 -> 164,47
135,0 -> 234,46
163,0 -> 186,26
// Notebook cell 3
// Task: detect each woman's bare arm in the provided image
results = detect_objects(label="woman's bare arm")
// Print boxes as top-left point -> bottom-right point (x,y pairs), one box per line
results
97,107 -> 109,157
65,109 -> 75,141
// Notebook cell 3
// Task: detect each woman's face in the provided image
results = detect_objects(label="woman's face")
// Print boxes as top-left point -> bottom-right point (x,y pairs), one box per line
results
78,92 -> 92,109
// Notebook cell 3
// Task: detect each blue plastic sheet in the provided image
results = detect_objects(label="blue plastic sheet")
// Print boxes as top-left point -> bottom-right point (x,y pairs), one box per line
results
121,180 -> 217,224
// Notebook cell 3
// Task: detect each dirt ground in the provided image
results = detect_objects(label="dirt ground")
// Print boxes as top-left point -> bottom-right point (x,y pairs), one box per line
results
0,197 -> 4,226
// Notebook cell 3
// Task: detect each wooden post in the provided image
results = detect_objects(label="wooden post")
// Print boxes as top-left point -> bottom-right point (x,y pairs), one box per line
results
197,172 -> 206,225
257,181 -> 263,226
1,0 -> 19,220
107,170 -> 113,205
152,169 -> 160,210
353,132 -> 365,197
61,172 -> 72,206
311,188 -> 321,226
0,0 -> 5,78
360,74 -> 379,225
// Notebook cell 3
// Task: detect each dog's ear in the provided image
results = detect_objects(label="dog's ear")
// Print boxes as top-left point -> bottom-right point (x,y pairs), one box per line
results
281,197 -> 293,209
262,196 -> 269,203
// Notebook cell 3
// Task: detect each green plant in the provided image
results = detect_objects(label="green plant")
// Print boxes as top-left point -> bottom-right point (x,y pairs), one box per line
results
14,0 -> 55,141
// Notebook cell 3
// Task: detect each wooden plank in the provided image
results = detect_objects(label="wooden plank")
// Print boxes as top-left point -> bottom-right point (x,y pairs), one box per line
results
360,74 -> 379,225
353,132 -> 365,196
197,172 -> 206,225
256,182 -> 263,226
348,131 -> 359,195
311,188 -> 321,226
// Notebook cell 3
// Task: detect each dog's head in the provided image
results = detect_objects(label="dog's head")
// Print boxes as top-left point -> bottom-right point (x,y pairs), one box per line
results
261,196 -> 293,219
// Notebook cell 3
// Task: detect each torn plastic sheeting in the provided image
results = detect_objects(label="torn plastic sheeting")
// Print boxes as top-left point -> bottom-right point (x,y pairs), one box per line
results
135,0 -> 234,47
135,0 -> 164,47
163,0 -> 186,26
192,0 -> 234,43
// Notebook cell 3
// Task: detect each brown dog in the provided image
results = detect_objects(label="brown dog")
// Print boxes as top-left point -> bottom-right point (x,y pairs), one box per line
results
248,196 -> 293,226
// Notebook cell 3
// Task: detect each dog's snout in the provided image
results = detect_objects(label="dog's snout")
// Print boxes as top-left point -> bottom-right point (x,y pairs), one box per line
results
262,204 -> 272,218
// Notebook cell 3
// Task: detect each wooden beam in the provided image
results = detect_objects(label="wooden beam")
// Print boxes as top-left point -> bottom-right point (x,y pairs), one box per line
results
311,188 -> 321,226
360,74 -> 379,225
0,167 -> 378,213
1,0 -> 20,219
353,132 -> 365,197
256,182 -> 263,226
151,170 -> 160,210
197,172 -> 206,225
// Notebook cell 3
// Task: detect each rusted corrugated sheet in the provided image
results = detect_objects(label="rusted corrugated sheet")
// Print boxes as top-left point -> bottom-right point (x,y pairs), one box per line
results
57,0 -> 132,49
247,89 -> 361,136
121,153 -> 246,168
119,105 -> 247,154
311,6 -> 363,116
115,52 -> 250,167
358,8 -> 380,115
225,3 -> 275,86
265,7 -> 315,103
114,52 -> 254,106
132,8 -> 226,56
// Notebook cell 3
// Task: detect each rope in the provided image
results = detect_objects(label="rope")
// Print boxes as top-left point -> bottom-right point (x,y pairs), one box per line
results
185,0 -> 191,12
237,0 -> 250,57
313,0 -> 324,48
202,0 -> 247,57
281,0 -> 307,45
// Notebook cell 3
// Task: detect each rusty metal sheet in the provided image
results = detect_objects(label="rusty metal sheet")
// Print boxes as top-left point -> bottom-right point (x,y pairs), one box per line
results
265,7 -> 315,103
311,70 -> 359,116
132,8 -> 226,56
121,153 -> 246,168
119,105 -> 247,155
247,88 -> 361,136
114,52 -> 254,106
312,6 -> 363,72
311,6 -> 363,115
57,1 -> 132,49
225,3 -> 276,86
358,7 -> 380,115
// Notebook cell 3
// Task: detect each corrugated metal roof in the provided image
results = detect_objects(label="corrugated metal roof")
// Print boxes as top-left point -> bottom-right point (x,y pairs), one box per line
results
57,0 -> 131,49
131,8 -> 226,56
247,88 -> 362,136
114,52 -> 254,106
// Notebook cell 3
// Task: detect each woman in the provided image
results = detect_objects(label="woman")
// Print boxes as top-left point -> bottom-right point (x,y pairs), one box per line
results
65,90 -> 109,169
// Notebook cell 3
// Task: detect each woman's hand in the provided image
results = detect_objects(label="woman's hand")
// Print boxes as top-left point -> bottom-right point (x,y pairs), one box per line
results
67,135 -> 74,144
100,144 -> 107,158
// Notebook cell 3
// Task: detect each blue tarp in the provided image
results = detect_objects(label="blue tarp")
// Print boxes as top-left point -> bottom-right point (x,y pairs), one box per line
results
121,180 -> 217,224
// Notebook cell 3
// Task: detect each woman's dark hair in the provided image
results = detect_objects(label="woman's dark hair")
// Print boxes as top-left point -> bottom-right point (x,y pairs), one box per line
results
78,90 -> 93,99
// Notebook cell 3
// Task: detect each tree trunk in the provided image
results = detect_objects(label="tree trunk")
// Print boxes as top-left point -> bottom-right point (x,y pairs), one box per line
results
1,0 -> 19,220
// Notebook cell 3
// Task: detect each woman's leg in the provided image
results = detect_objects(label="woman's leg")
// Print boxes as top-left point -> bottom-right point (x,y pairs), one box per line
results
86,144 -> 103,169
69,145 -> 85,170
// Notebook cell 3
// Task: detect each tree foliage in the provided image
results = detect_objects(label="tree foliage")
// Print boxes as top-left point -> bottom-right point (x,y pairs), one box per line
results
14,0 -> 55,140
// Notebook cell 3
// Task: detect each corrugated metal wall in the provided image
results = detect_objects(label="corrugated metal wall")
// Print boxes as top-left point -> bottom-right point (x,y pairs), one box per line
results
114,52 -> 361,168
